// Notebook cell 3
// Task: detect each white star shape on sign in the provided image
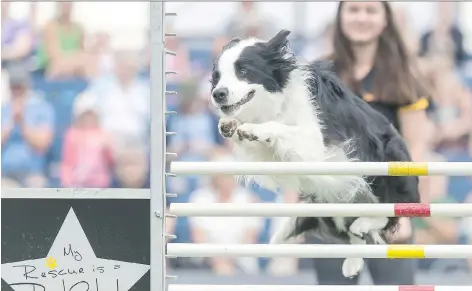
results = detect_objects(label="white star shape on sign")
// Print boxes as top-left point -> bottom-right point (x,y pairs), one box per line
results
2,208 -> 150,291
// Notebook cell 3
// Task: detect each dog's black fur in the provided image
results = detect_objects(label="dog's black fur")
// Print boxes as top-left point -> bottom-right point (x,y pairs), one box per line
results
214,30 -> 420,243
291,60 -> 420,242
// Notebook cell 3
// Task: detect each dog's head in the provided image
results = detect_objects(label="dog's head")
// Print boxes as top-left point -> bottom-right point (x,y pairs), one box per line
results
210,30 -> 297,120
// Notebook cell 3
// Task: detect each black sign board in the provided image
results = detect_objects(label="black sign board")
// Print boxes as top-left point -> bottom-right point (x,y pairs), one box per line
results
1,198 -> 150,291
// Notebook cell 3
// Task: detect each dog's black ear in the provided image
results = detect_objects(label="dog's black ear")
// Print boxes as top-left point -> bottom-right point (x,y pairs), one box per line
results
266,30 -> 291,51
222,37 -> 241,51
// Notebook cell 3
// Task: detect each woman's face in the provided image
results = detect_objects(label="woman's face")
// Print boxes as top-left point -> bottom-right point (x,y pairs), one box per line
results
340,2 -> 387,45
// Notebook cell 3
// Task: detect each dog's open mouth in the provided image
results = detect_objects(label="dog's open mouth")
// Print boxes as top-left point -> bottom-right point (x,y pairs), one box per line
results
220,90 -> 255,114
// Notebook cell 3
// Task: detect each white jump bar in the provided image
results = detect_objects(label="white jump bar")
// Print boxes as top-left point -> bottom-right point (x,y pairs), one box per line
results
166,243 -> 472,259
170,162 -> 472,176
169,203 -> 472,217
168,285 -> 470,291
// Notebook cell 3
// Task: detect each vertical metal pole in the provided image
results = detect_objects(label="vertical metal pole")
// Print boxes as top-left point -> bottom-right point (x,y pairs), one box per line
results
150,2 -> 166,291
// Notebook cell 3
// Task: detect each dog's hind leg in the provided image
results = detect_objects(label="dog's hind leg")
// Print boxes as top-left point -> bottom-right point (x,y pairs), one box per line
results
342,233 -> 366,278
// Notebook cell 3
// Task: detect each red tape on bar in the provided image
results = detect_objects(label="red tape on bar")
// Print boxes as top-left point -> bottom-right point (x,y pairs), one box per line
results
399,286 -> 435,291
394,203 -> 431,217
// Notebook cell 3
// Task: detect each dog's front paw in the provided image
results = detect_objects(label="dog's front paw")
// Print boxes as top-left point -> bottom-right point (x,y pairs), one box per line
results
236,124 -> 259,141
342,258 -> 364,278
349,217 -> 389,239
349,218 -> 370,239
218,118 -> 239,138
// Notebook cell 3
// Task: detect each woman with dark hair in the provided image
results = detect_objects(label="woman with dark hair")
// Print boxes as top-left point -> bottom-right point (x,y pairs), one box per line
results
312,1 -> 432,285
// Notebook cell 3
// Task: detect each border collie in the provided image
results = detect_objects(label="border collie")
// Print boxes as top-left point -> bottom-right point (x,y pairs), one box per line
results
210,30 -> 420,278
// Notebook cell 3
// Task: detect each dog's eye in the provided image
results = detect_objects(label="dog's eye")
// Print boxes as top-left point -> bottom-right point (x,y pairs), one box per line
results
240,69 -> 247,76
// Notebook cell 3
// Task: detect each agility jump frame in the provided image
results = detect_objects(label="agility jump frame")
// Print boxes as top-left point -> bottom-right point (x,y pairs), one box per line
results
160,1 -> 472,288
2,3 -> 471,291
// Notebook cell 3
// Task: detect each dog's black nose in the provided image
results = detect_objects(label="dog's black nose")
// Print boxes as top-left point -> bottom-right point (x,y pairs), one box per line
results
212,88 -> 228,103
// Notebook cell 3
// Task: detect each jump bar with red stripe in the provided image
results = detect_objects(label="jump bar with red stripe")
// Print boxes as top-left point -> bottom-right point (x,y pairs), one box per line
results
394,203 -> 431,217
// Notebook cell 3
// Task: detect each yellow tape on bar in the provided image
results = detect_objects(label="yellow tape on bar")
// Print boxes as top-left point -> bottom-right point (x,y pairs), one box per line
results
388,162 -> 428,176
387,245 -> 425,259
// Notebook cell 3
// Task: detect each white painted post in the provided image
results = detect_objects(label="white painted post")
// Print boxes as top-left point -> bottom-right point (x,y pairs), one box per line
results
150,2 -> 167,291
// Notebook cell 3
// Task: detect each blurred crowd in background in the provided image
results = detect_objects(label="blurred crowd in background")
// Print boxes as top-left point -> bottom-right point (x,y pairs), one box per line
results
2,1 -> 472,280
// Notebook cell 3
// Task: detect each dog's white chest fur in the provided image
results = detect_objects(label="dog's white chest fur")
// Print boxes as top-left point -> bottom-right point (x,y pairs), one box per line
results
230,120 -> 324,192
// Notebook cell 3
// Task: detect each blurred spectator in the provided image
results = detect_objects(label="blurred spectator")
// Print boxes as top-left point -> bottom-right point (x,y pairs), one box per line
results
419,2 -> 469,68
188,153 -> 262,275
36,2 -> 94,79
60,92 -> 113,188
167,80 -> 219,162
422,54 -> 472,156
87,32 -> 115,78
84,50 -> 150,148
1,64 -> 54,187
392,3 -> 419,54
1,1 -> 36,72
1,178 -> 21,188
113,140 -> 149,188
2,69 -> 11,104
225,1 -> 274,39
301,22 -> 334,62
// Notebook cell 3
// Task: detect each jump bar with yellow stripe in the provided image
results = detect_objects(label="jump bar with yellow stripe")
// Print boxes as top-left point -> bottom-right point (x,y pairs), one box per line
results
167,243 -> 472,259
170,162 -> 472,176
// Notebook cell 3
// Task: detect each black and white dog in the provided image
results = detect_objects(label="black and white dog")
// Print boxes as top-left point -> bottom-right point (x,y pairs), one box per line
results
210,30 -> 420,277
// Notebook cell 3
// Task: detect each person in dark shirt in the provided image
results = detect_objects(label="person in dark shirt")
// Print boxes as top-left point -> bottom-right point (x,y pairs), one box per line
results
312,1 -> 432,285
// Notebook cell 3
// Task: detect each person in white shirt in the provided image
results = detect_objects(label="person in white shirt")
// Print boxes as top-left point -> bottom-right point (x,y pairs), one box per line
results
188,153 -> 263,275
83,50 -> 150,148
